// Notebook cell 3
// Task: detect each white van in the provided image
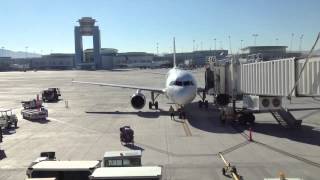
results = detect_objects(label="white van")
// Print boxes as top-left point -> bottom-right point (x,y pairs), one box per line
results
89,166 -> 162,180
26,160 -> 101,180
103,150 -> 142,167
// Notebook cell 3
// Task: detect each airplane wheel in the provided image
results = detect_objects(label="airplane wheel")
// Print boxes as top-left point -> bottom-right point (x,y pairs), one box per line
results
238,115 -> 247,125
15,121 -> 18,128
149,102 -> 153,109
222,167 -> 226,175
204,100 -> 209,109
247,113 -> 255,125
198,100 -> 203,108
154,101 -> 159,110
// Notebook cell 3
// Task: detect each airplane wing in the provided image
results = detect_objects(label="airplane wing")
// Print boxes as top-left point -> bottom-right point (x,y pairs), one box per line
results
72,80 -> 165,94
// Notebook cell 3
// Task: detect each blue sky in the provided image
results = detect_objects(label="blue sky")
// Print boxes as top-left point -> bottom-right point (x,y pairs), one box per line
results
0,0 -> 319,54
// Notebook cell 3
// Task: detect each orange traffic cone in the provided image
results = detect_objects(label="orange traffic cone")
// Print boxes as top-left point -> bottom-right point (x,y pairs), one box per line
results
249,127 -> 253,141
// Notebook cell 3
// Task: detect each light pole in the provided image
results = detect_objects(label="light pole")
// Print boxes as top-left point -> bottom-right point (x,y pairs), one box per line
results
25,46 -> 28,59
252,34 -> 258,46
290,33 -> 294,51
214,38 -> 217,51
156,42 -> 159,55
228,36 -> 232,54
200,41 -> 203,51
275,38 -> 279,45
240,40 -> 244,49
299,34 -> 304,52
193,40 -> 195,51
1,47 -> 4,57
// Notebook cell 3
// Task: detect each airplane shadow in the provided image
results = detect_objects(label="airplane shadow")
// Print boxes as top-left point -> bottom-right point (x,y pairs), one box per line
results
184,102 -> 320,146
236,123 -> 320,146
86,109 -> 169,119
124,144 -> 145,151
25,119 -> 51,124
110,69 -> 133,72
184,102 -> 238,134
0,149 -> 7,160
2,127 -> 19,135
43,99 -> 63,104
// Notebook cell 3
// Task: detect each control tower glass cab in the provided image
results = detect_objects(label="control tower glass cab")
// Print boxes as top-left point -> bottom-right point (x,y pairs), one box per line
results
74,17 -> 101,69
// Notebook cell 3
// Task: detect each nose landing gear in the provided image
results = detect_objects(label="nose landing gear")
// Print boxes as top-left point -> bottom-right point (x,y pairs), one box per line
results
198,100 -> 209,108
177,107 -> 186,119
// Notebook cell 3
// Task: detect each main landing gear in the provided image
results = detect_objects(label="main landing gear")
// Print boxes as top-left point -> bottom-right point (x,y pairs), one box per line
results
149,92 -> 160,110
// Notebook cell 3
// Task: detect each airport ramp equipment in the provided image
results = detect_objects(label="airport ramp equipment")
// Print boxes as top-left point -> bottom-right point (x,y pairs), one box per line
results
0,109 -> 18,129
21,107 -> 48,120
270,108 -> 302,128
240,57 -> 320,97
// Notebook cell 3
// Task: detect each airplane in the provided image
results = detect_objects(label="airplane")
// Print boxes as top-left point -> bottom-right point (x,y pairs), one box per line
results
72,37 -> 208,119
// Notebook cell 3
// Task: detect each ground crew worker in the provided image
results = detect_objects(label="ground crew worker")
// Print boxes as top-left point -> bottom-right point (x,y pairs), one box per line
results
169,106 -> 175,120
0,128 -> 3,143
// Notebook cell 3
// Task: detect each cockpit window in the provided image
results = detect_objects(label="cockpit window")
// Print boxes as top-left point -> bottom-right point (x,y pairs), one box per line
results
183,81 -> 194,86
175,81 -> 183,86
170,81 -> 194,86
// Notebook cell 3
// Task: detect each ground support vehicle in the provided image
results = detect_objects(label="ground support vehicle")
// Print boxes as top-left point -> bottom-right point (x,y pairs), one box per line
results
21,107 -> 48,120
120,126 -> 134,146
42,88 -> 61,102
21,99 -> 43,109
0,109 -> 18,129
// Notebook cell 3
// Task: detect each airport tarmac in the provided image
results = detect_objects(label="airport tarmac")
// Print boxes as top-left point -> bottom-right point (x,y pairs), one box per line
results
0,69 -> 319,180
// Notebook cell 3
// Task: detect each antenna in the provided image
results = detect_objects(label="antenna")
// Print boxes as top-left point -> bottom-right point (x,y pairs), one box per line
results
173,37 -> 176,67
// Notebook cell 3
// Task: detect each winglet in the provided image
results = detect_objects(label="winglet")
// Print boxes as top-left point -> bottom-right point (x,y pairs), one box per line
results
173,37 -> 176,68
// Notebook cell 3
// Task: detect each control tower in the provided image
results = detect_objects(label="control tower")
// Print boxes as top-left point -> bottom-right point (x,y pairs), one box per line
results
74,17 -> 101,69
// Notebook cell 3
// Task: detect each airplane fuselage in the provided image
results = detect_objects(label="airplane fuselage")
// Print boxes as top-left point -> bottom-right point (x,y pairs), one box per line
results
165,68 -> 197,106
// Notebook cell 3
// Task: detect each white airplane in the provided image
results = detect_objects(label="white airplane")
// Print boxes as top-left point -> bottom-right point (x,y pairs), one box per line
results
72,38 -> 208,118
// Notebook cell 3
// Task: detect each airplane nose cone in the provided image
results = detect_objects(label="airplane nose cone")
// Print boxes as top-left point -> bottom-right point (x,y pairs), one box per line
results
173,87 -> 196,105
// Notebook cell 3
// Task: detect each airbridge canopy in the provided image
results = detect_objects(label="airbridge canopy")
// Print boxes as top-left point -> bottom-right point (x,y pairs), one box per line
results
240,57 -> 320,97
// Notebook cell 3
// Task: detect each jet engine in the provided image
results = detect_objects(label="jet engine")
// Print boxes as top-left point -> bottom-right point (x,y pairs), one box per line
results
130,92 -> 146,109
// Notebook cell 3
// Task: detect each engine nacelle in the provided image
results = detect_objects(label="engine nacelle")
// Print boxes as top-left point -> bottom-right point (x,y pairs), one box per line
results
131,92 -> 146,109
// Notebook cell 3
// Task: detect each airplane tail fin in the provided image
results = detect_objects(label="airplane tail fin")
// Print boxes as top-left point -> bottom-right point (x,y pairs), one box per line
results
173,37 -> 176,68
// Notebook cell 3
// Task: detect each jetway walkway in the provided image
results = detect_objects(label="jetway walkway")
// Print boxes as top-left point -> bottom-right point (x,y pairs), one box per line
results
240,57 -> 320,97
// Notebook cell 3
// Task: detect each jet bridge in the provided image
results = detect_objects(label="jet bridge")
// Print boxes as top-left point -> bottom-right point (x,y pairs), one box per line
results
240,57 -> 320,97
206,56 -> 320,128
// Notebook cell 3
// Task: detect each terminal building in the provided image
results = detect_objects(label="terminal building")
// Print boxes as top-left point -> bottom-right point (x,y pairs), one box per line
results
240,46 -> 303,62
164,50 -> 228,67
0,17 -> 305,71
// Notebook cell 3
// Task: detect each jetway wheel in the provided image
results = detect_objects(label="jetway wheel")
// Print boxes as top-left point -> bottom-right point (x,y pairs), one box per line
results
238,113 -> 255,126
198,100 -> 203,108
154,101 -> 158,110
216,94 -> 230,106
247,113 -> 255,125
238,115 -> 246,125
